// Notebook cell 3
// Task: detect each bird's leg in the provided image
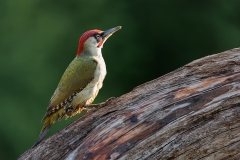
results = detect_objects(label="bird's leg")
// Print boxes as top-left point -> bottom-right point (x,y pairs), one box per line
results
86,97 -> 116,110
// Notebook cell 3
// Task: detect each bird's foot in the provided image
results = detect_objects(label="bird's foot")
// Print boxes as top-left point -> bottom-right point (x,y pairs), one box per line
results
104,97 -> 116,104
86,97 -> 116,110
98,97 -> 116,108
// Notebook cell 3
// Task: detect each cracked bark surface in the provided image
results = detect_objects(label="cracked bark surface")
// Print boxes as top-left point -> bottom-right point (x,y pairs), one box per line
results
19,48 -> 240,160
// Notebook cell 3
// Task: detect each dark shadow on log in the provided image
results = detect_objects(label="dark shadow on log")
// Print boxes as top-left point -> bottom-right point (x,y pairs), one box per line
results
19,48 -> 240,160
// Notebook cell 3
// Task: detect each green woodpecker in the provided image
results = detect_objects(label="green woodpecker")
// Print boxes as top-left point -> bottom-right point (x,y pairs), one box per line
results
32,26 -> 121,148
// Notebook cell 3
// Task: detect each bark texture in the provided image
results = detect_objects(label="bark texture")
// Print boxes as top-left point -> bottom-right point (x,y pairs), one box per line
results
19,48 -> 240,160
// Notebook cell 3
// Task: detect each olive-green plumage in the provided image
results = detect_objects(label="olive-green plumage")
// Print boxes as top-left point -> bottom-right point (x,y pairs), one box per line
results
32,55 -> 99,148
32,26 -> 121,148
42,56 -> 97,129
50,57 -> 97,107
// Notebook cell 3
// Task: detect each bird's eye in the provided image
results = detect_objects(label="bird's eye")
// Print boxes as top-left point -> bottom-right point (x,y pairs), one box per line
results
95,34 -> 102,43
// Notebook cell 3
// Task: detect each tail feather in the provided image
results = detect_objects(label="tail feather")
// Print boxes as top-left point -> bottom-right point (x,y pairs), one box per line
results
32,106 -> 88,148
31,123 -> 51,148
32,109 -> 65,148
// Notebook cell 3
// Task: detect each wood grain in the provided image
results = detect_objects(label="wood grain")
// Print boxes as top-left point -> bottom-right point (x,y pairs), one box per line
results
19,48 -> 240,160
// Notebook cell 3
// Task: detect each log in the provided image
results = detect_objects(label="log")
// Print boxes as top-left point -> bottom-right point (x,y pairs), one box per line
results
19,48 -> 240,160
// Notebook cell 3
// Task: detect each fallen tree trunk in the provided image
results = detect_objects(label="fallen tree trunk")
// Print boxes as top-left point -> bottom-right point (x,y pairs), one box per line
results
19,48 -> 240,160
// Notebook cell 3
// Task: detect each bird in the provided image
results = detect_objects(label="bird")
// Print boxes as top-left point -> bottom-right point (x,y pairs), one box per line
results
32,26 -> 122,148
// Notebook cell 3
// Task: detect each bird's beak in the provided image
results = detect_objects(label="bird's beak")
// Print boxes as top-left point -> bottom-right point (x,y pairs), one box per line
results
97,26 -> 121,48
102,26 -> 122,39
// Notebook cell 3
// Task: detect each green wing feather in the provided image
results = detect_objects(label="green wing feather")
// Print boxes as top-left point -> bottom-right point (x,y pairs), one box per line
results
32,56 -> 97,148
49,56 -> 97,108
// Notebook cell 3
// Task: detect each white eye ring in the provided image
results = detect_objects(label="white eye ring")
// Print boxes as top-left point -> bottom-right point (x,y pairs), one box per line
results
96,35 -> 100,38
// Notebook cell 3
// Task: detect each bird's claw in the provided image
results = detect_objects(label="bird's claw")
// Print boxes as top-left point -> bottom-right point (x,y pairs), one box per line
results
86,97 -> 116,110
105,97 -> 116,103
97,97 -> 116,108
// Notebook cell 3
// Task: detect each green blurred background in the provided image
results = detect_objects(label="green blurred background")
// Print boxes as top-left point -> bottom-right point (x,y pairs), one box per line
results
1,0 -> 240,159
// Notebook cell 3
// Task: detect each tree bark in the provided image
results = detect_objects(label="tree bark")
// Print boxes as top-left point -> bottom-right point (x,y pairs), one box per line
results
19,48 -> 240,160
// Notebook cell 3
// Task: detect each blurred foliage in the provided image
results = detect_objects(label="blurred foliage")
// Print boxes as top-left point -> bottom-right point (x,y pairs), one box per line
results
1,0 -> 240,159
